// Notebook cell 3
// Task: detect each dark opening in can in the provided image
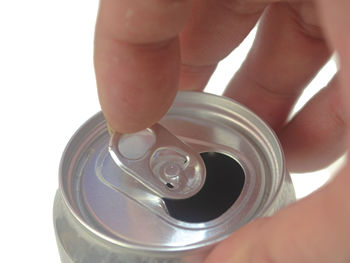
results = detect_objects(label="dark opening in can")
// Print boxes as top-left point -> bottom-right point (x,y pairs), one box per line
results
164,152 -> 245,223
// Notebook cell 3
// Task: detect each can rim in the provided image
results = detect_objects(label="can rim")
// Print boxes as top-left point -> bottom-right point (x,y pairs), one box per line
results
58,91 -> 287,252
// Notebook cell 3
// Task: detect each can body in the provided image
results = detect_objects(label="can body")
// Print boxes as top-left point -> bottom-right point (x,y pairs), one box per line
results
54,191 -> 209,263
53,92 -> 296,263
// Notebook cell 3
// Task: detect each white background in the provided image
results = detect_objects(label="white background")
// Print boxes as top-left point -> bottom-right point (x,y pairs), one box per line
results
0,1 -> 344,262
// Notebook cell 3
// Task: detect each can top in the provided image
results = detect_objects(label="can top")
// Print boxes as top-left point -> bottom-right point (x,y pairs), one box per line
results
59,91 -> 286,252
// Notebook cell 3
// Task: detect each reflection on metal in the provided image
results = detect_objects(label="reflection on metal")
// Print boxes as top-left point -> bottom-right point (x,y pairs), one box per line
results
109,124 -> 206,199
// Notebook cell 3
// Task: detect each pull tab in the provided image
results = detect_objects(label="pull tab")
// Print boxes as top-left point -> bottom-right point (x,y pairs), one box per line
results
109,124 -> 206,199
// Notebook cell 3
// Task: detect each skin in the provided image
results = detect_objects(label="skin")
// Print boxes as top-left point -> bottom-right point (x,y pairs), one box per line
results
94,0 -> 350,262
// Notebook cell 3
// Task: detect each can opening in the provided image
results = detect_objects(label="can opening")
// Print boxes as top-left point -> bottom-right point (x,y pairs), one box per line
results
163,152 -> 245,223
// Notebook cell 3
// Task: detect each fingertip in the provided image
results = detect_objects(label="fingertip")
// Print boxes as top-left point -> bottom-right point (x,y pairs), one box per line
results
101,89 -> 178,133
95,37 -> 180,133
204,218 -> 268,263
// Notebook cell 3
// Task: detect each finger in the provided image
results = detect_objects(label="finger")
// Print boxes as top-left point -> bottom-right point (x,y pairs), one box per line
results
224,2 -> 330,131
178,0 -> 267,91
205,167 -> 350,263
317,0 -> 350,115
94,0 -> 193,133
279,75 -> 347,173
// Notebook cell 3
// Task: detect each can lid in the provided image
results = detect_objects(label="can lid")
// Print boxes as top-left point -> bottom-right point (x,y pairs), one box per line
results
59,91 -> 286,252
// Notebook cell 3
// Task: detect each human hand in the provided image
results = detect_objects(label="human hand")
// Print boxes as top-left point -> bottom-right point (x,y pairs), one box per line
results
94,0 -> 350,262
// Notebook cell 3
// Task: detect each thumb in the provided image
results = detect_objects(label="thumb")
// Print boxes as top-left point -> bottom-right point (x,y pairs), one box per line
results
204,169 -> 350,263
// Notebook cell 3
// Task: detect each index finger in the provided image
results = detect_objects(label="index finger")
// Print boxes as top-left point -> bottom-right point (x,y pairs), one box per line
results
94,0 -> 193,133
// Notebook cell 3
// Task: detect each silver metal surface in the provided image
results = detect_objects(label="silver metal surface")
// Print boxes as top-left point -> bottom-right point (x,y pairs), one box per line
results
109,123 -> 206,199
54,91 -> 296,263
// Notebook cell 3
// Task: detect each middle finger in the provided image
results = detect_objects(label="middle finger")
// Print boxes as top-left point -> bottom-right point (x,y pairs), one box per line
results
224,1 -> 331,131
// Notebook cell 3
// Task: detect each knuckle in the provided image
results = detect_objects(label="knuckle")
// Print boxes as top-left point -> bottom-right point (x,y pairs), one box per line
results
289,2 -> 324,39
327,79 -> 347,130
218,0 -> 267,16
328,98 -> 347,131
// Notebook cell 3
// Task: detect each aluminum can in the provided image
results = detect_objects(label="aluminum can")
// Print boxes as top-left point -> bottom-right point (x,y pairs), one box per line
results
53,91 -> 296,263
